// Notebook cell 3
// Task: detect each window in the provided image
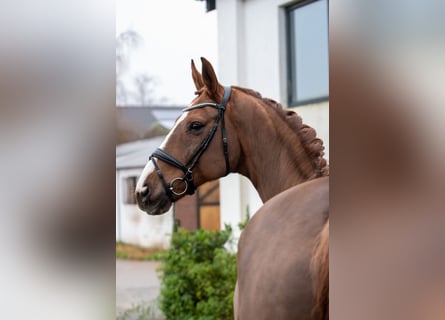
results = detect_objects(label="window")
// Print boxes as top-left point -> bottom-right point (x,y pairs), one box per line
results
286,0 -> 329,106
123,176 -> 137,204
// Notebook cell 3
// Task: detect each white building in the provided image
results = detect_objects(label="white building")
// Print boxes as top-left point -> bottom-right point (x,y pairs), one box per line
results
213,0 -> 329,240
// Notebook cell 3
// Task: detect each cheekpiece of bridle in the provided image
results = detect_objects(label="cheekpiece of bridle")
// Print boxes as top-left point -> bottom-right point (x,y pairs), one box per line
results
149,86 -> 232,203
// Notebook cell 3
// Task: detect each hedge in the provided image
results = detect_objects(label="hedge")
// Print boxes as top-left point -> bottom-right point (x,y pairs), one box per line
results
159,225 -> 237,320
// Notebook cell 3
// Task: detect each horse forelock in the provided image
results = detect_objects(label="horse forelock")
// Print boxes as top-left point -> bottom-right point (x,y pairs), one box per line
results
233,86 -> 329,178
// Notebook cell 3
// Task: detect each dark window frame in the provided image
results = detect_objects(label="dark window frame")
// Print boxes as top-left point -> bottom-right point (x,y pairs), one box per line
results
286,0 -> 329,107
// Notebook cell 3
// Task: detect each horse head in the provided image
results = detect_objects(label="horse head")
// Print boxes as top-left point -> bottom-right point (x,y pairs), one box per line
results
135,57 -> 240,215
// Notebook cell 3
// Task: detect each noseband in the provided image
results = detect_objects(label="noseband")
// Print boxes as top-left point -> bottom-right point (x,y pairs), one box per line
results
149,86 -> 232,202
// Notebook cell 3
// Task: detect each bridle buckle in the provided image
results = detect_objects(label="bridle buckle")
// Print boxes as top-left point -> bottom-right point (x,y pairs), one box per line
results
169,177 -> 188,196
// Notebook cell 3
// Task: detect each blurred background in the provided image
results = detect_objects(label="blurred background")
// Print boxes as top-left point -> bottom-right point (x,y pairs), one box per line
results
0,0 -> 444,319
115,0 -> 329,251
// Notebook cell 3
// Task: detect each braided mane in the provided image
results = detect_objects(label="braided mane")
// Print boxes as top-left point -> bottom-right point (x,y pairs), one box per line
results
233,86 -> 329,177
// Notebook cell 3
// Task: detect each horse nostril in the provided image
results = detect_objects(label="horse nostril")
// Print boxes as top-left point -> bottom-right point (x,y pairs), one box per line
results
135,183 -> 150,208
140,184 -> 149,197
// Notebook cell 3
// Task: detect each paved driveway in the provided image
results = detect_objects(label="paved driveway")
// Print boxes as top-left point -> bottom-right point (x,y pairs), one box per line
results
116,260 -> 162,314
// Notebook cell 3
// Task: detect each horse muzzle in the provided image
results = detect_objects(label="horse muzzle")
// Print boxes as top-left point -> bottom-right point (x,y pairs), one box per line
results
135,181 -> 172,215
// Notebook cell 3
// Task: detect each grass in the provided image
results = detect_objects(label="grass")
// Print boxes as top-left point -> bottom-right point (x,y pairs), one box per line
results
117,301 -> 165,320
116,242 -> 166,261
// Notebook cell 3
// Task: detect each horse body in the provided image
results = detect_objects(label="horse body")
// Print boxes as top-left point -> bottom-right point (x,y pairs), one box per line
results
237,177 -> 328,320
135,58 -> 329,320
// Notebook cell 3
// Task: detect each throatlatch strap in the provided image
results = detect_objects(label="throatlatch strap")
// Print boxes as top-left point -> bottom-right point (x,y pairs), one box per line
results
221,115 -> 230,175
220,86 -> 231,175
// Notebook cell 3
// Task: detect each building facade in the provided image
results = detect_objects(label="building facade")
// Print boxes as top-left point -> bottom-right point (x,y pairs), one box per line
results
214,0 -> 329,240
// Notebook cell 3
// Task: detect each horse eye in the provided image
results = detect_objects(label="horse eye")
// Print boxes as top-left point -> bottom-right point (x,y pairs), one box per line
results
189,121 -> 204,132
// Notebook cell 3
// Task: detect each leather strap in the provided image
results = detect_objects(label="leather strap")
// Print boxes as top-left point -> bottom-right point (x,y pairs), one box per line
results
150,86 -> 232,202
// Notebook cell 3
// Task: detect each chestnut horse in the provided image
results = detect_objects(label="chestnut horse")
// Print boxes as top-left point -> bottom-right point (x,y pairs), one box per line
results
135,58 -> 329,319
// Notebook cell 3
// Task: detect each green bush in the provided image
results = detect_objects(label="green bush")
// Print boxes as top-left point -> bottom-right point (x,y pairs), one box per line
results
159,225 -> 237,320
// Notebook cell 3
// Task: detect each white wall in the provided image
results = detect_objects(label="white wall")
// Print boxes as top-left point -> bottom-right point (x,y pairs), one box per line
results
116,168 -> 173,249
216,0 -> 329,237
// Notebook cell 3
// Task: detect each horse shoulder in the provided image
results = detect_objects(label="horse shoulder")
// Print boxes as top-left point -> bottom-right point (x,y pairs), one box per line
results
237,177 -> 329,319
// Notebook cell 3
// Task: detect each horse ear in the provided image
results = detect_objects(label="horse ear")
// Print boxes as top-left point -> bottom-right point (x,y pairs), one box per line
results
191,59 -> 204,90
200,57 -> 221,97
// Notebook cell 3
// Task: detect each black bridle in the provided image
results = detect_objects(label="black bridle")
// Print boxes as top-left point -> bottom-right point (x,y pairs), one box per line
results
149,86 -> 232,203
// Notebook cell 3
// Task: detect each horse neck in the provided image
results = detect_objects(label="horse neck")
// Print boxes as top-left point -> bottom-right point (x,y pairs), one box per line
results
229,89 -> 321,202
